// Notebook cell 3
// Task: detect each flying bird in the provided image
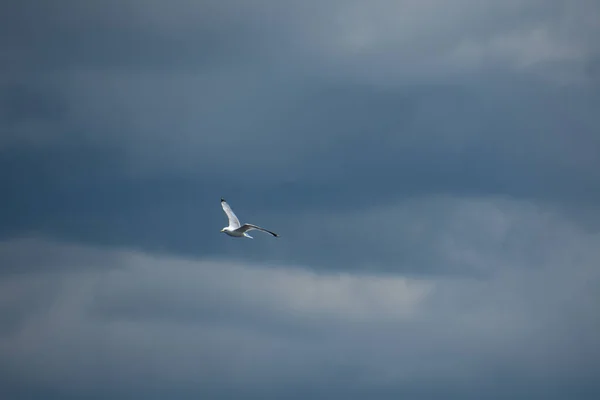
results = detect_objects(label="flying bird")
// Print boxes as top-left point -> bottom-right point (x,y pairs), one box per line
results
220,198 -> 279,239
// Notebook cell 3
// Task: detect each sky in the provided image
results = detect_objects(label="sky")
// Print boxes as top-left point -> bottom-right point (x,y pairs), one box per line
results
1,0 -> 600,398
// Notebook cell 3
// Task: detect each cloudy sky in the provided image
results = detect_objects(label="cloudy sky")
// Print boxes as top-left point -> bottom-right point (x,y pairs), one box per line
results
1,0 -> 600,398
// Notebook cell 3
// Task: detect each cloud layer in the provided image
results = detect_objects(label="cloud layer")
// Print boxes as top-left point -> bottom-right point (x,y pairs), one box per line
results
2,196 -> 600,398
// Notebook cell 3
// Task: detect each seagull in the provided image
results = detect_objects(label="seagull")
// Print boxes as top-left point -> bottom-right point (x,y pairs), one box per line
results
220,198 -> 279,239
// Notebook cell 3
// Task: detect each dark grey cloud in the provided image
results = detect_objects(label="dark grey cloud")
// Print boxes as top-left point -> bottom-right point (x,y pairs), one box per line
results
2,77 -> 599,271
1,0 -> 600,398
1,0 -> 598,276
1,0 -> 599,274
1,206 -> 599,398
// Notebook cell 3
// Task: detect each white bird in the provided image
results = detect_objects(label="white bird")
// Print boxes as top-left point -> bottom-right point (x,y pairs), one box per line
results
220,198 -> 279,239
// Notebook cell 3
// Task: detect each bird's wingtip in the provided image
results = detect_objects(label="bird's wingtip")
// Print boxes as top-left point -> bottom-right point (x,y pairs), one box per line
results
221,198 -> 225,202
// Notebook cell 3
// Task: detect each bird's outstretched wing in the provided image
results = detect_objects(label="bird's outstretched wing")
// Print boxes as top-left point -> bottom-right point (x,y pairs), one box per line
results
221,198 -> 240,229
237,223 -> 279,237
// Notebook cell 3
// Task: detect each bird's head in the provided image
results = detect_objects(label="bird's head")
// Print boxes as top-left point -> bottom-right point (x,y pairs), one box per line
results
220,227 -> 226,233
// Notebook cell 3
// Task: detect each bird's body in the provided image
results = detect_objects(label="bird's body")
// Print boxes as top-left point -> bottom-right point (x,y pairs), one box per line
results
222,228 -> 248,238
220,198 -> 279,239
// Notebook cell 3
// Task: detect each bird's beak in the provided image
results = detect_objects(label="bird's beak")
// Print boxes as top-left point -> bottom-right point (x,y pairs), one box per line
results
220,228 -> 224,232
